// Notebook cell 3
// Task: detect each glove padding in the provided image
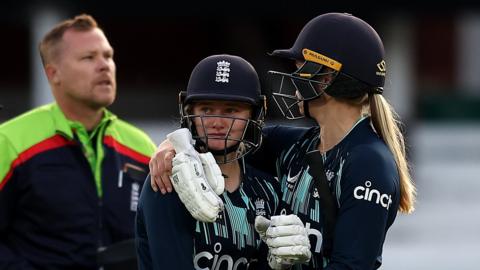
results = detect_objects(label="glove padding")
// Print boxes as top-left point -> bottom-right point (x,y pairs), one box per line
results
167,129 -> 225,223
255,215 -> 312,270
198,152 -> 224,195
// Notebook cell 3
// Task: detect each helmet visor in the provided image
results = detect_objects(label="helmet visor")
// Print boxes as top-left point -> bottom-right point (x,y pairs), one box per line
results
268,61 -> 337,119
182,114 -> 263,164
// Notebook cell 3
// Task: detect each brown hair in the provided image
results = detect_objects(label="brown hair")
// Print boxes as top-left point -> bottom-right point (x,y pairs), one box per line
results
39,14 -> 99,66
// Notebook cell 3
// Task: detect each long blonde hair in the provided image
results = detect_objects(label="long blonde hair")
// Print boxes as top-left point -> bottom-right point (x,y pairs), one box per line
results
367,94 -> 416,213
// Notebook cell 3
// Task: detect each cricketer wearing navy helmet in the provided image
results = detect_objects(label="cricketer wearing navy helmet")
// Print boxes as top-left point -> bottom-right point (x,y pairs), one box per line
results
136,54 -> 283,270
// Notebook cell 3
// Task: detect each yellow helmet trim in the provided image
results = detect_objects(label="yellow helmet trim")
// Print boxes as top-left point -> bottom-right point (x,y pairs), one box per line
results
302,48 -> 342,71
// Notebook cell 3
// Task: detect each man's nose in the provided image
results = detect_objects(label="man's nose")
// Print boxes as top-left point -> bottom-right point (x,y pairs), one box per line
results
98,57 -> 113,72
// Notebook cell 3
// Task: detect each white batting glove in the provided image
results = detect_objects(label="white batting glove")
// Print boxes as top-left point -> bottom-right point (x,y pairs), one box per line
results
255,216 -> 290,270
255,215 -> 312,270
254,215 -> 270,242
198,152 -> 225,195
167,129 -> 224,223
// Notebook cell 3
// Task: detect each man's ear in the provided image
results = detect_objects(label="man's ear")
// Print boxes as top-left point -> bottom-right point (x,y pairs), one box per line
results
45,64 -> 60,84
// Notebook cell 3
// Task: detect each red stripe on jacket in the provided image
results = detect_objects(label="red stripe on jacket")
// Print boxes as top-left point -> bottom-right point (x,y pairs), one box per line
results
103,135 -> 150,165
0,135 -> 75,190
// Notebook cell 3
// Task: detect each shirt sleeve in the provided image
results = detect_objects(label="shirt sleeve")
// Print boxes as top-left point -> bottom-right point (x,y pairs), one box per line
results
135,175 -> 196,270
0,134 -> 34,268
325,145 -> 399,270
247,125 -> 310,175
0,182 -> 36,269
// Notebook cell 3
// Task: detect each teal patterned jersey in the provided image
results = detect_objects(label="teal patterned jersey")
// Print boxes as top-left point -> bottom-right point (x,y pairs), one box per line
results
136,163 -> 281,270
274,126 -> 324,270
250,118 -> 400,270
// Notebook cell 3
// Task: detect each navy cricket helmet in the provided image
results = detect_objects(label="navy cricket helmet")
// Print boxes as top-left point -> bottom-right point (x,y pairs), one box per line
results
179,54 -> 266,163
269,12 -> 386,119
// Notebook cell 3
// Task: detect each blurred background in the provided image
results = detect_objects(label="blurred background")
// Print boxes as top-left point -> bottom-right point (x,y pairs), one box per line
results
1,1 -> 479,269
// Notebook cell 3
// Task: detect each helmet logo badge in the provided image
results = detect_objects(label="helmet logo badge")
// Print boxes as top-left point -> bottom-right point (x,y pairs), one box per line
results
215,60 -> 231,83
376,60 -> 386,76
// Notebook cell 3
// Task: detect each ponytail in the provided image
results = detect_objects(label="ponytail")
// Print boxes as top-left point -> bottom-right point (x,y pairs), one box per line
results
369,94 -> 416,213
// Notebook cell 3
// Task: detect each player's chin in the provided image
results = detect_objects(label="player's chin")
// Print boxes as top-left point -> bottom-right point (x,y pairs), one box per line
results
207,139 -> 237,151
94,99 -> 114,109
207,142 -> 227,151
93,92 -> 116,107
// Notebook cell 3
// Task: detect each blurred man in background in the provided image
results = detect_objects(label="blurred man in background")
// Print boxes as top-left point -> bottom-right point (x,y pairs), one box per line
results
0,14 -> 155,269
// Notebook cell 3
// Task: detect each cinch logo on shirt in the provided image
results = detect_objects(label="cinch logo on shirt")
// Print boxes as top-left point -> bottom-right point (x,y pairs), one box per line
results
353,180 -> 392,210
194,242 -> 250,270
305,222 -> 322,253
